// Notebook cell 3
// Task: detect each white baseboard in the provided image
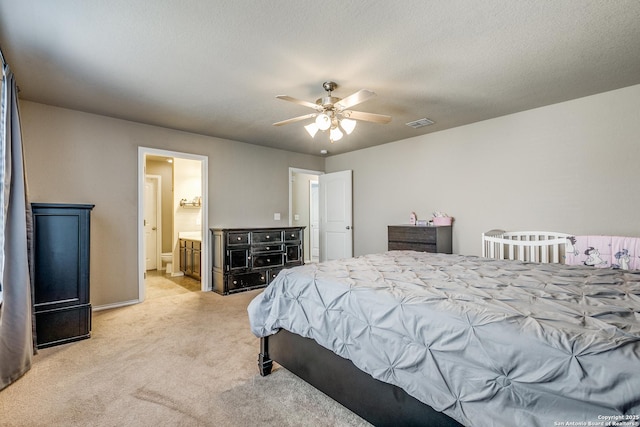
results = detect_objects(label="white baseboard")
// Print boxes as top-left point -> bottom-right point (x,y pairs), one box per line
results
93,299 -> 139,312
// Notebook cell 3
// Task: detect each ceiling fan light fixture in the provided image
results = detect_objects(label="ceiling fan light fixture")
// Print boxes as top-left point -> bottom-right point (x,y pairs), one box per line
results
304,122 -> 319,137
315,113 -> 331,131
340,118 -> 356,135
329,126 -> 343,142
275,81 -> 392,144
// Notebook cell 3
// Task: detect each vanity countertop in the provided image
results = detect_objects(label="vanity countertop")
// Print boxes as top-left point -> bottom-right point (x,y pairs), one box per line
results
178,231 -> 202,241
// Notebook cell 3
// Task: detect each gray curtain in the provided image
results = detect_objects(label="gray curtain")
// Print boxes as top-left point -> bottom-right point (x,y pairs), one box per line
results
0,50 -> 34,391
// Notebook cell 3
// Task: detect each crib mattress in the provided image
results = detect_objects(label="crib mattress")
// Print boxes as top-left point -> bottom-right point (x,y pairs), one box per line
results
248,251 -> 640,427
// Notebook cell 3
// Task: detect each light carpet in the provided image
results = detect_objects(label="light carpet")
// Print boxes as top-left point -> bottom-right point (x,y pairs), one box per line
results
0,274 -> 370,426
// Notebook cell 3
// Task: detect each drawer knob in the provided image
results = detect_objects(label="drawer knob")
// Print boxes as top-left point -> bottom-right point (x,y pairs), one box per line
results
266,246 -> 270,250
237,237 -> 241,241
266,235 -> 270,239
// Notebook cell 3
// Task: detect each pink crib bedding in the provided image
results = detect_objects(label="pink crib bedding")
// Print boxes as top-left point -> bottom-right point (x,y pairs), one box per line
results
565,235 -> 640,270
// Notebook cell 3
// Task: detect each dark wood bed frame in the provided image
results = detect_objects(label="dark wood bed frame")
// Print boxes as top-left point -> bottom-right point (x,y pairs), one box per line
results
259,329 -> 463,427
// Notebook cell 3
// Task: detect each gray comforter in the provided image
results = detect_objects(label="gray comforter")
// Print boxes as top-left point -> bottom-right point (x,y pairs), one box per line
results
248,251 -> 640,427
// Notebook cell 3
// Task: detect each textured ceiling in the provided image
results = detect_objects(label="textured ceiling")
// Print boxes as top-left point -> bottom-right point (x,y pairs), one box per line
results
1,0 -> 639,156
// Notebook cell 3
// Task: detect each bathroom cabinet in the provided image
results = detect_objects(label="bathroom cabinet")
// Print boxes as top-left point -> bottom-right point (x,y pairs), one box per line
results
31,203 -> 94,349
179,238 -> 201,279
211,227 -> 304,295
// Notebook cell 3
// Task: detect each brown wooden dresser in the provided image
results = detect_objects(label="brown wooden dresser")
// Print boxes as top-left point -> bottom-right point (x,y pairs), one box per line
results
387,225 -> 452,254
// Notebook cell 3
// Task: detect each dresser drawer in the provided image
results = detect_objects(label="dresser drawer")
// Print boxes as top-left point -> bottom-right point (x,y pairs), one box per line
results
388,226 -> 436,244
252,253 -> 284,269
227,272 -> 267,291
268,268 -> 282,282
252,243 -> 284,254
284,229 -> 302,242
228,232 -> 249,245
35,304 -> 91,349
388,242 -> 437,252
252,231 -> 283,244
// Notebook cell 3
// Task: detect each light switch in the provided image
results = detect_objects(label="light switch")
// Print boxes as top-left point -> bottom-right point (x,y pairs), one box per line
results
274,213 -> 281,221
294,214 -> 300,221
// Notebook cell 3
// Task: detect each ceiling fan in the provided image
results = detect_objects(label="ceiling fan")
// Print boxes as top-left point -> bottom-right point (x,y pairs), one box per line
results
273,81 -> 391,143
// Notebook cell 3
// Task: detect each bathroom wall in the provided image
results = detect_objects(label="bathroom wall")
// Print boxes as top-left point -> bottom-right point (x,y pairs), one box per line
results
292,171 -> 318,262
146,158 -> 173,253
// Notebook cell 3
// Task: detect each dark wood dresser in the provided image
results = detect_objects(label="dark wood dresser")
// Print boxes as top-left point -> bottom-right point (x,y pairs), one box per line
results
32,203 -> 94,348
388,225 -> 452,254
211,227 -> 305,295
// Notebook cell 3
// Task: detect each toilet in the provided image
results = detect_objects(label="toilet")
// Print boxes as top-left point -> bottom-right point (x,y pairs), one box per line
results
161,253 -> 173,274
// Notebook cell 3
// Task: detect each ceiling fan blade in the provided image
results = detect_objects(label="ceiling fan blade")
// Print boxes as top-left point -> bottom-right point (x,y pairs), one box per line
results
276,95 -> 321,110
273,113 -> 317,126
335,89 -> 376,110
345,110 -> 392,124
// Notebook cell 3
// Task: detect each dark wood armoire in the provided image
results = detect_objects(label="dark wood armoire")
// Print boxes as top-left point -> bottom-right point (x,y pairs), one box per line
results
31,203 -> 94,349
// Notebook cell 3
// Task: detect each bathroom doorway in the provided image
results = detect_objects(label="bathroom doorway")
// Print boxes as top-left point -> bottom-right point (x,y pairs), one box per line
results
138,147 -> 209,302
289,168 -> 322,263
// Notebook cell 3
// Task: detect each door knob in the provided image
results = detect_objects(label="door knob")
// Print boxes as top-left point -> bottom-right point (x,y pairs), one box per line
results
346,226 -> 351,230
152,227 -> 157,230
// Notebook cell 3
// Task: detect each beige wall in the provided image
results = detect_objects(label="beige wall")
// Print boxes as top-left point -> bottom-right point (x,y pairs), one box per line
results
20,84 -> 640,305
20,101 -> 324,307
326,84 -> 640,256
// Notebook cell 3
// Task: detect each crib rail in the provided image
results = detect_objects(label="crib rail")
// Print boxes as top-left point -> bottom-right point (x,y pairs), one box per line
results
482,230 -> 570,263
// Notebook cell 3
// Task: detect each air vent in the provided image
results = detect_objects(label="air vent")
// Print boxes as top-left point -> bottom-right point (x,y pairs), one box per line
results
405,118 -> 434,129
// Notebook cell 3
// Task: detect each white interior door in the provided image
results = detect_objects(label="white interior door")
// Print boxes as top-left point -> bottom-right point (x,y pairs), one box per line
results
144,176 -> 159,270
319,170 -> 353,262
309,180 -> 320,262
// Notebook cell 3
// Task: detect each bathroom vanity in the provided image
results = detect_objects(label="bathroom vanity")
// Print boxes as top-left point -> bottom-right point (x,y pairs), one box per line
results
179,232 -> 202,279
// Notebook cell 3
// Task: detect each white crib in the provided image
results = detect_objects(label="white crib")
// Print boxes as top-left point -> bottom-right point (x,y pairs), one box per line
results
482,230 -> 570,263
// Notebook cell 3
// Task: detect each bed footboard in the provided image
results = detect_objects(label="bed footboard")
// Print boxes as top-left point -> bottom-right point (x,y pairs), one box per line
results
482,229 -> 570,263
259,330 -> 462,427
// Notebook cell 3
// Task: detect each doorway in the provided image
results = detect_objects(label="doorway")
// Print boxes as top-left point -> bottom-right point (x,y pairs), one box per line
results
144,175 -> 162,271
309,180 -> 319,262
138,147 -> 209,302
289,168 -> 353,262
289,168 -> 322,263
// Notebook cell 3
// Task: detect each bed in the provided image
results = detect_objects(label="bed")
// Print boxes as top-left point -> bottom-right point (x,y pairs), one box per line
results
248,240 -> 640,426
